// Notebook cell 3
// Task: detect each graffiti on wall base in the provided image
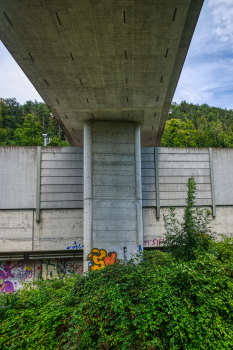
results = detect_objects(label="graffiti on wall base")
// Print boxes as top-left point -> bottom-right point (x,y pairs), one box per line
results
40,258 -> 83,280
87,248 -> 118,272
0,260 -> 34,293
0,257 -> 83,293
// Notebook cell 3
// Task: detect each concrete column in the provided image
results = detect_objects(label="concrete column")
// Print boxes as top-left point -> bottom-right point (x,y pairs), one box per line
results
135,124 -> 143,253
83,121 -> 143,272
83,122 -> 93,272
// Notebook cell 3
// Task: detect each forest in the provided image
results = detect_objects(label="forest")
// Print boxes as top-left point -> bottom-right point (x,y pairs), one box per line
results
161,101 -> 233,148
0,98 -> 70,146
0,97 -> 233,147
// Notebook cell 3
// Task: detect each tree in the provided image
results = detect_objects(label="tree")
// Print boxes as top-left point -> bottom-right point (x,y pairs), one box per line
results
163,176 -> 214,260
0,98 -> 70,146
160,118 -> 197,147
162,101 -> 233,148
0,128 -> 8,144
13,114 -> 43,146
47,137 -> 71,147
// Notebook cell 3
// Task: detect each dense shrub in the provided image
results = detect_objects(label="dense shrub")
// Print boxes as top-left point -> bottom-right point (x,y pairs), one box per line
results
1,239 -> 233,350
163,176 -> 215,261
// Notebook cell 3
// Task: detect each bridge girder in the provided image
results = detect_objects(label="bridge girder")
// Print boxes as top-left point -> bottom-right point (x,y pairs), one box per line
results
0,0 -> 203,146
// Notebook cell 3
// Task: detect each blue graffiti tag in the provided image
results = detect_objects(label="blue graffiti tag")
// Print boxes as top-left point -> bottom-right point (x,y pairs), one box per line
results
138,245 -> 143,262
67,241 -> 84,250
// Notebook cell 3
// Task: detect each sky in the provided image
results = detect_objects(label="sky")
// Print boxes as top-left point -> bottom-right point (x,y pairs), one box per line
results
173,0 -> 233,110
0,0 -> 233,110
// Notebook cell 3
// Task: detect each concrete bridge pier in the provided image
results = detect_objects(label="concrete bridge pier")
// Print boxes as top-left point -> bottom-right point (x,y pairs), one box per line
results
83,121 -> 143,272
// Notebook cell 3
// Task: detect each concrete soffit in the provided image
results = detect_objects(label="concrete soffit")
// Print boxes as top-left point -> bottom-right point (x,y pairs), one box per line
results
0,0 -> 204,146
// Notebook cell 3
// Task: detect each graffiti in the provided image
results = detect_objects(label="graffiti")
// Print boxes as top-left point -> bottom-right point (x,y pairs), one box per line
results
143,238 -> 165,247
138,245 -> 143,261
0,260 -> 34,293
87,248 -> 118,272
57,260 -> 83,277
0,266 -> 14,293
0,258 -> 83,292
41,258 -> 83,280
41,259 -> 57,280
67,241 -> 84,250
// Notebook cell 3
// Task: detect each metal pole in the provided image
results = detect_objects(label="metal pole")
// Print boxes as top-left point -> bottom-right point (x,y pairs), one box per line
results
154,147 -> 160,219
42,134 -> 47,146
209,148 -> 216,217
36,146 -> 41,222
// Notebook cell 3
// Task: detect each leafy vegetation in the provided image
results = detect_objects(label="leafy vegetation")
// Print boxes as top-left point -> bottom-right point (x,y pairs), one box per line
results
0,242 -> 233,350
0,176 -> 233,349
163,176 -> 215,261
1,98 -> 233,148
0,98 -> 70,146
161,101 -> 233,148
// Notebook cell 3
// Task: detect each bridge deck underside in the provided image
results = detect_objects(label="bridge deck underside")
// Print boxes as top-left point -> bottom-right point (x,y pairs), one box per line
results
0,0 -> 203,146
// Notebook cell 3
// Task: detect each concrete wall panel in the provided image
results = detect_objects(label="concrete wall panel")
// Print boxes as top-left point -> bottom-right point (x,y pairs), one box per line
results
158,147 -> 211,207
141,148 -> 156,207
0,210 -> 33,251
0,202 -> 232,255
41,168 -> 83,176
41,177 -> 83,185
42,160 -> 83,169
41,184 -> 83,193
41,152 -> 83,161
40,201 -> 83,209
159,176 -> 211,184
158,148 -> 209,154
160,199 -> 212,207
0,146 -> 233,214
0,147 -> 37,209
213,149 -> 233,205
0,209 -> 83,253
34,209 -> 83,251
141,147 -> 212,208
143,206 -> 233,248
40,147 -> 83,209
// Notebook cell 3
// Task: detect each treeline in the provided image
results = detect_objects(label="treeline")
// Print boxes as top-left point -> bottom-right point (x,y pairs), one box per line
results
161,101 -> 233,148
0,98 -> 70,146
1,98 -> 233,148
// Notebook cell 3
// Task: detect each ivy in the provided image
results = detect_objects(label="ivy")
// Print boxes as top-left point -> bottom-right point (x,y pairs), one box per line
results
0,240 -> 233,349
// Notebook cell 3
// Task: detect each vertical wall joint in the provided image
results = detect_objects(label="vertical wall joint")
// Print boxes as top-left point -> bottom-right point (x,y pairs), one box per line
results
36,146 -> 41,222
83,122 -> 93,273
154,147 -> 160,218
209,148 -> 216,217
135,124 -> 143,252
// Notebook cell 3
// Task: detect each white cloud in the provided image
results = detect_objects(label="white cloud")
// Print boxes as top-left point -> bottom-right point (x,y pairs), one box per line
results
174,0 -> 233,110
208,0 -> 233,48
174,57 -> 233,109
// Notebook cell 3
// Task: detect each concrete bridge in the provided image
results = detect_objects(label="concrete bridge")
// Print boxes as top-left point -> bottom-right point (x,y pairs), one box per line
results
0,0 -> 205,274
0,146 -> 233,290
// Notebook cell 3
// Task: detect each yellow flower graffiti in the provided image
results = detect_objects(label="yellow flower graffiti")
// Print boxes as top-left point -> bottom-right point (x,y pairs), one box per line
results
87,248 -> 118,272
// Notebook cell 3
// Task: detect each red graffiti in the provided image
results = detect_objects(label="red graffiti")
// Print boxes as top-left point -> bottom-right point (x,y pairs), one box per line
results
104,252 -> 118,265
143,238 -> 165,246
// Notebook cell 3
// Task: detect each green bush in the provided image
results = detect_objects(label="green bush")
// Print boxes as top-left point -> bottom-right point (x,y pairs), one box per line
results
1,239 -> 233,350
163,176 -> 215,261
